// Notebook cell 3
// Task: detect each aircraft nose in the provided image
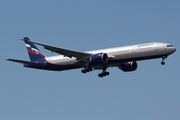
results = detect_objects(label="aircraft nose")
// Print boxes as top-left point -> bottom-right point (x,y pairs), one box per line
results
171,47 -> 176,54
173,47 -> 176,53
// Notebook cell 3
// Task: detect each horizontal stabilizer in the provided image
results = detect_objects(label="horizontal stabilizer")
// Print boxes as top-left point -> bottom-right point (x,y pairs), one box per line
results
6,59 -> 38,65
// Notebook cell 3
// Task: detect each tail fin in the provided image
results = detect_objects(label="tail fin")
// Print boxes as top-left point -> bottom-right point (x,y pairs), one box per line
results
24,37 -> 45,61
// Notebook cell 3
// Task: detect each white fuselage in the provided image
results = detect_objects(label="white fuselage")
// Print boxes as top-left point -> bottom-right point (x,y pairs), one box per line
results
45,42 -> 176,67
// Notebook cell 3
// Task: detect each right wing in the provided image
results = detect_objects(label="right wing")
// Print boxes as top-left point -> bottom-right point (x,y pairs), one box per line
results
20,39 -> 92,59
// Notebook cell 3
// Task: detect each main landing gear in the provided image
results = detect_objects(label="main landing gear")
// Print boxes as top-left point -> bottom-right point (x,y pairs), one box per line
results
81,67 -> 93,73
161,56 -> 167,65
98,71 -> 110,78
81,66 -> 110,78
98,67 -> 110,78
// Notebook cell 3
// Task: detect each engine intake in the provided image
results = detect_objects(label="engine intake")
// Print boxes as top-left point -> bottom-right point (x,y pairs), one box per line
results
120,61 -> 138,72
90,53 -> 108,64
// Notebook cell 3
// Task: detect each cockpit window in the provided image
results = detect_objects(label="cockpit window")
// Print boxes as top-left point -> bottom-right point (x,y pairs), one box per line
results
167,45 -> 173,47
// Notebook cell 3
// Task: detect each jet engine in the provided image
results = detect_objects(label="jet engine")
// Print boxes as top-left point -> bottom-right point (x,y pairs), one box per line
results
119,61 -> 138,72
90,53 -> 108,64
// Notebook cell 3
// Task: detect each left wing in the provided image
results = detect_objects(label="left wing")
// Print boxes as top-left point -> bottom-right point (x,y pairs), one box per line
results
20,39 -> 92,59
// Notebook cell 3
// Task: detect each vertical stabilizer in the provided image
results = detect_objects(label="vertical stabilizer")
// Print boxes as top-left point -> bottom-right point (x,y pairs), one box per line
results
24,37 -> 45,61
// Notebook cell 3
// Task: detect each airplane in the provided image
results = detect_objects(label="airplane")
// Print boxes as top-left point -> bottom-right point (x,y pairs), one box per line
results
6,37 -> 176,77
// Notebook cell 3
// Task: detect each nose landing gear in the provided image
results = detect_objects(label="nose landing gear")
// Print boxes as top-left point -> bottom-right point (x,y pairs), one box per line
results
161,61 -> 165,65
161,56 -> 167,65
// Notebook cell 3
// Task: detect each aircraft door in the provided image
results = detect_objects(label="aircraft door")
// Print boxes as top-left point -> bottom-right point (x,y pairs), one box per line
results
155,44 -> 159,51
132,47 -> 137,53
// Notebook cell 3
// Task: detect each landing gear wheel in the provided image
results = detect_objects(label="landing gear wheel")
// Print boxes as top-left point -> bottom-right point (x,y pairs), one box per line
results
98,71 -> 110,78
161,61 -> 165,65
81,67 -> 93,74
103,72 -> 107,76
105,72 -> 110,75
85,68 -> 89,72
81,69 -> 86,73
98,73 -> 103,78
89,68 -> 93,71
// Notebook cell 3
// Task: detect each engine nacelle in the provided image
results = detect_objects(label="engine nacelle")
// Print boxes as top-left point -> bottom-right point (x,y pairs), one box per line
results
90,53 -> 108,64
120,61 -> 138,72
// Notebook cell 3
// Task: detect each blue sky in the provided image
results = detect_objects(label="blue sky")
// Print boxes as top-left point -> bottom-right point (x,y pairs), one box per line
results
1,0 -> 180,120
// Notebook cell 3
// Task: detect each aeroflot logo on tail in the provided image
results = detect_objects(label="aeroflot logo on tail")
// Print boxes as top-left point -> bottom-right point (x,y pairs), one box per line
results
25,44 -> 44,56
